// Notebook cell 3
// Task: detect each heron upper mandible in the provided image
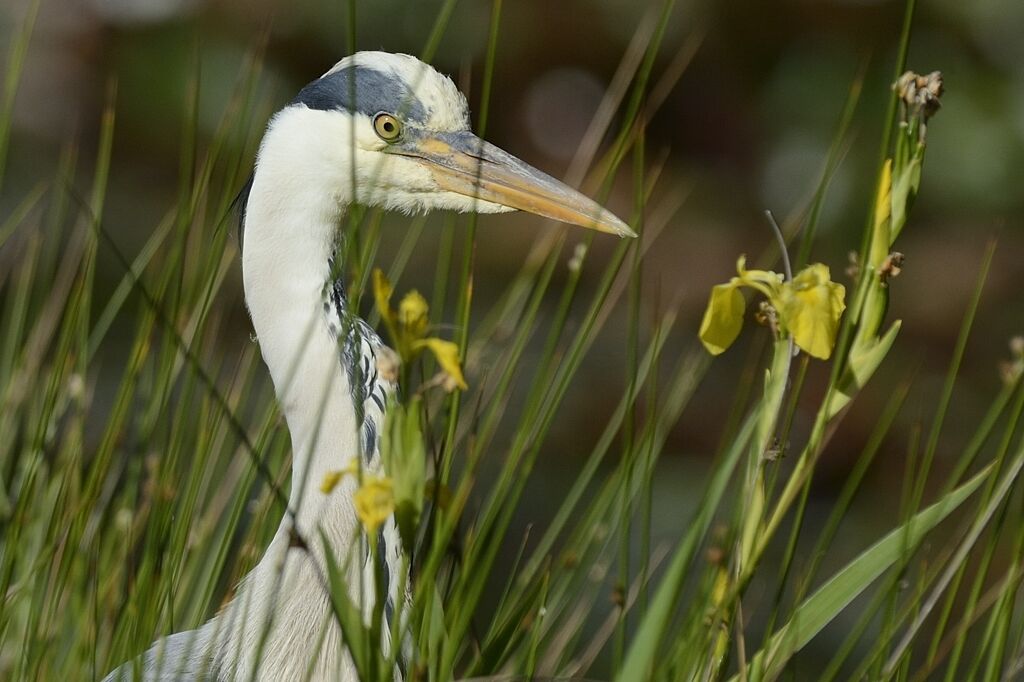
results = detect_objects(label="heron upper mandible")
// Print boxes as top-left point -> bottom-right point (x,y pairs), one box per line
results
105,51 -> 632,681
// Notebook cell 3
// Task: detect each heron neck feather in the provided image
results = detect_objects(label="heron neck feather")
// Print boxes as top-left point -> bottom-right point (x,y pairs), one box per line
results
223,139 -> 365,679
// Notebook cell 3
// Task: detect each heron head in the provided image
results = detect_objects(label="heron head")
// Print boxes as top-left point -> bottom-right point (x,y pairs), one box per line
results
258,52 -> 633,238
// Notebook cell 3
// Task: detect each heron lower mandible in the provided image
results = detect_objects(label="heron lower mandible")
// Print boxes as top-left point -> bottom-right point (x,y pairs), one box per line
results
105,51 -> 632,681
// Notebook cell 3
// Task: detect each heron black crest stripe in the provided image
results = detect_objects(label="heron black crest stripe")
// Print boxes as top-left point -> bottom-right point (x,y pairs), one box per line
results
239,65 -> 429,252
291,66 -> 428,123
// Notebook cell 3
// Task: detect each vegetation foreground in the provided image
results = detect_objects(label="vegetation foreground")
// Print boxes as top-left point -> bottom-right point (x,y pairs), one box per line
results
1,1 -> 1023,680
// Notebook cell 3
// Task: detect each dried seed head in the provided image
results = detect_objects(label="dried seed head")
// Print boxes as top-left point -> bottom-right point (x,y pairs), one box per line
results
1010,336 -> 1024,357
894,70 -> 944,122
68,374 -> 85,400
879,252 -> 905,284
846,250 -> 861,280
1001,336 -> 1024,386
999,361 -> 1021,386
764,437 -> 784,462
115,507 -> 133,532
895,71 -> 918,104
611,583 -> 626,608
919,71 -> 944,116
375,345 -> 401,383
755,300 -> 780,335
568,242 -> 588,273
440,372 -> 461,393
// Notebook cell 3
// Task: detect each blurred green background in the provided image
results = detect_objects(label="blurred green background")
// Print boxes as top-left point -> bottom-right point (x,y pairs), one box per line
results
2,0 -> 1022,670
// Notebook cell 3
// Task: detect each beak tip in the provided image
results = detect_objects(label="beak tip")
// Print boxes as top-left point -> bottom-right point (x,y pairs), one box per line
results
606,215 -> 637,239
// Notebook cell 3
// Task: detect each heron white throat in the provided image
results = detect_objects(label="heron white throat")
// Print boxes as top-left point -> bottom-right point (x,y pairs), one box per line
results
106,51 -> 631,682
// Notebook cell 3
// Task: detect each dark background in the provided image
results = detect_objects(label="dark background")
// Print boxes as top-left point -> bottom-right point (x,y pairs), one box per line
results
3,0 -> 1022,668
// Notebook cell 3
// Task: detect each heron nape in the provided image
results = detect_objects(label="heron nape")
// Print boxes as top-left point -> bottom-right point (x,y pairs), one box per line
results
105,51 -> 632,681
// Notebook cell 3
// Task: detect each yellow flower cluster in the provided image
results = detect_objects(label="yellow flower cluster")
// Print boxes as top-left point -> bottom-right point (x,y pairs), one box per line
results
699,256 -> 846,360
320,463 -> 396,535
352,476 -> 395,535
372,269 -> 467,391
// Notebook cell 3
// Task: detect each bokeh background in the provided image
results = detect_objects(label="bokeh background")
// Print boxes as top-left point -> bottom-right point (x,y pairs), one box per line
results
2,0 -> 1023,672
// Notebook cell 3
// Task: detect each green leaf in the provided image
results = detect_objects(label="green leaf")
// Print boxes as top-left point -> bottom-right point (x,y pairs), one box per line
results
319,529 -> 373,679
699,282 -> 745,355
891,155 -> 922,242
736,464 -> 990,681
428,588 -> 447,669
829,320 -> 902,419
381,396 -> 426,552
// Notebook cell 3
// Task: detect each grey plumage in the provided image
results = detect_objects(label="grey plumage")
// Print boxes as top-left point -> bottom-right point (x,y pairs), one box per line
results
292,65 -> 428,123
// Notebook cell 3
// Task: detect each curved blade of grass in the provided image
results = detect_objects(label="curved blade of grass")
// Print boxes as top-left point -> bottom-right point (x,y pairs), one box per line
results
737,464 -> 990,681
882,438 -> 1024,675
616,410 -> 758,682
0,180 -> 46,251
0,0 -> 40,190
319,530 -> 372,680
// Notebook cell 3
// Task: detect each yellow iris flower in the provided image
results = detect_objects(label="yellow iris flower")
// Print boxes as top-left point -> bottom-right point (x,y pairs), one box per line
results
352,475 -> 395,535
372,269 -> 468,390
320,464 -> 396,535
699,256 -> 846,360
778,264 -> 846,360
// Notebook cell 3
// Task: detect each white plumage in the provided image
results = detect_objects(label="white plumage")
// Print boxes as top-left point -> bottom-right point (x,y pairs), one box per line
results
105,51 -> 631,682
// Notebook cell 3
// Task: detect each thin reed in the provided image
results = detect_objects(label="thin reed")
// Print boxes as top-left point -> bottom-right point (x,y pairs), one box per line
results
1,0 -> 1023,680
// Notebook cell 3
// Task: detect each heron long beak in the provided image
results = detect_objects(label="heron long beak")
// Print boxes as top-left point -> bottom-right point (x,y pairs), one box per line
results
391,129 -> 636,238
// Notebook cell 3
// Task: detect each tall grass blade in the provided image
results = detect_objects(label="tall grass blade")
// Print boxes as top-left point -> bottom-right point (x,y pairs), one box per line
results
742,465 -> 990,681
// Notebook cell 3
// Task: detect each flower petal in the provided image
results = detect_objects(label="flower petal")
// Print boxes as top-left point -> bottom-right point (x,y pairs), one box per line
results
699,283 -> 746,356
320,470 -> 344,494
414,337 -> 468,390
780,264 -> 847,360
353,475 -> 395,535
735,255 -> 784,300
319,460 -> 358,494
399,290 -> 430,339
372,269 -> 394,318
372,269 -> 399,344
874,159 -> 892,235
870,159 -> 893,268
736,255 -> 784,287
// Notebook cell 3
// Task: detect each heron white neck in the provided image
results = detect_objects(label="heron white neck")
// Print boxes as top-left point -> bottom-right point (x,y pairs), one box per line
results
241,107 -> 363,506
222,110 -> 365,679
243,178 -> 354,501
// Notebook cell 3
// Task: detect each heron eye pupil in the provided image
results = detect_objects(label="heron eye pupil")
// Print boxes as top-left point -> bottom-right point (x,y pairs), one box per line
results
374,113 -> 402,142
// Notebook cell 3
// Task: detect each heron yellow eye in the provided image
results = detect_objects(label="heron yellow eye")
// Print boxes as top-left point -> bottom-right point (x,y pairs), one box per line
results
373,113 -> 403,142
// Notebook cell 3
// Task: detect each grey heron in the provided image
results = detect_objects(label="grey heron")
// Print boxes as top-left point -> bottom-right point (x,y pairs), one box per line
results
105,51 -> 632,681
